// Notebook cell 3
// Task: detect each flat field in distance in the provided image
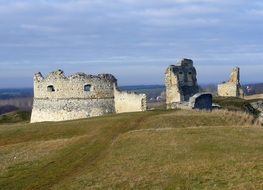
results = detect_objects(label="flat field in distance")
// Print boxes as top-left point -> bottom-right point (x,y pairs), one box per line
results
245,94 -> 263,100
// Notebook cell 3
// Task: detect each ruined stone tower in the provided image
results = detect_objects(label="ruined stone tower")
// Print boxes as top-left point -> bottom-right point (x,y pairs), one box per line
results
31,70 -> 146,123
165,58 -> 199,109
218,67 -> 244,98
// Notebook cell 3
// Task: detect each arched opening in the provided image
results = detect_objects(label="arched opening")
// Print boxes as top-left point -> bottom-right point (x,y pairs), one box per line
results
84,84 -> 92,92
47,85 -> 55,92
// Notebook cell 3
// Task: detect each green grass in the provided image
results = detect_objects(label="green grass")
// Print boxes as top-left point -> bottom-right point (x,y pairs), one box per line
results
213,96 -> 259,112
0,109 -> 262,190
0,111 -> 31,124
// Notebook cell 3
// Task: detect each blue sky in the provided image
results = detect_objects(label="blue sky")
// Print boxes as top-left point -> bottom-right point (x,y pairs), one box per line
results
0,0 -> 262,88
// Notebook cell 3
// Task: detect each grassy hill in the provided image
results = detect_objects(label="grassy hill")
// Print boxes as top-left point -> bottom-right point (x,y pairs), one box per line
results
213,96 -> 262,114
0,109 -> 262,190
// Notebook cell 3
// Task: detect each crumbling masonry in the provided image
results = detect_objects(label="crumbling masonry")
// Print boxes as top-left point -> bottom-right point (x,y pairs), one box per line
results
218,67 -> 244,98
31,70 -> 146,123
165,58 -> 199,109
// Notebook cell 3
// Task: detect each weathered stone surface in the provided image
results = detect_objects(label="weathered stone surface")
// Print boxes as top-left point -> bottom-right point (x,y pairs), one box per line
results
229,67 -> 240,83
189,93 -> 213,110
249,101 -> 263,124
31,70 -> 146,123
33,70 -> 117,99
167,93 -> 213,110
31,99 -> 115,123
218,67 -> 244,98
168,101 -> 190,110
114,89 -> 147,113
165,58 -> 199,109
251,101 -> 263,112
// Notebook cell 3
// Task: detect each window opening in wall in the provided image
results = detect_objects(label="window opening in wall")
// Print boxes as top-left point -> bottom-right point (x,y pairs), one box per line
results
47,85 -> 55,92
188,72 -> 192,75
179,71 -> 183,74
84,84 -> 92,92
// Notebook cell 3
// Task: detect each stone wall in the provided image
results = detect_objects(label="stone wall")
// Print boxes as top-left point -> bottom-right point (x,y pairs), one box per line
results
31,70 -> 117,123
218,67 -> 244,98
218,83 -> 239,97
165,66 -> 182,106
165,58 -> 199,109
31,99 -> 115,123
167,93 -> 213,110
114,88 -> 147,113
31,70 -> 147,123
34,70 -> 116,99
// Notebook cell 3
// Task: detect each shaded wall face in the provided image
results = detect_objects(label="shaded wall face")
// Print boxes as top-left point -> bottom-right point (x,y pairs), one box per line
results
175,67 -> 197,87
173,66 -> 199,101
191,94 -> 212,110
181,86 -> 199,101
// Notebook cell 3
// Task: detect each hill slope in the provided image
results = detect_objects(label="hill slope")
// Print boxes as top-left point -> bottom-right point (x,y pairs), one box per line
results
0,111 -> 31,124
0,110 -> 262,189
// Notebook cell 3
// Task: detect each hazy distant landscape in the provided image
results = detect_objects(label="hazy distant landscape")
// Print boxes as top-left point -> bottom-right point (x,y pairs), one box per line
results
0,85 -> 165,115
1,83 -> 263,116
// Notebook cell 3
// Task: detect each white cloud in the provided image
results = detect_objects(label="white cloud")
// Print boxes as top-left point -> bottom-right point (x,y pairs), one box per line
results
0,0 -> 262,87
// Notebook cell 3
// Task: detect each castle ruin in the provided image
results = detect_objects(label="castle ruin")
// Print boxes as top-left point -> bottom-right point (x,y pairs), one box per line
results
165,58 -> 199,109
31,70 -> 146,123
218,67 -> 244,98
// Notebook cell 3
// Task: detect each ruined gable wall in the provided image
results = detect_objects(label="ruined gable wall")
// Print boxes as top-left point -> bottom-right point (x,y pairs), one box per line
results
229,67 -> 240,83
114,87 -> 147,113
31,70 -> 116,123
218,67 -> 243,98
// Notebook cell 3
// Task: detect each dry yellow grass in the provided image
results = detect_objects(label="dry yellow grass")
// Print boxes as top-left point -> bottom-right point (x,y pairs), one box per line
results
211,109 -> 261,127
0,109 -> 262,190
53,127 -> 263,190
0,135 -> 87,175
